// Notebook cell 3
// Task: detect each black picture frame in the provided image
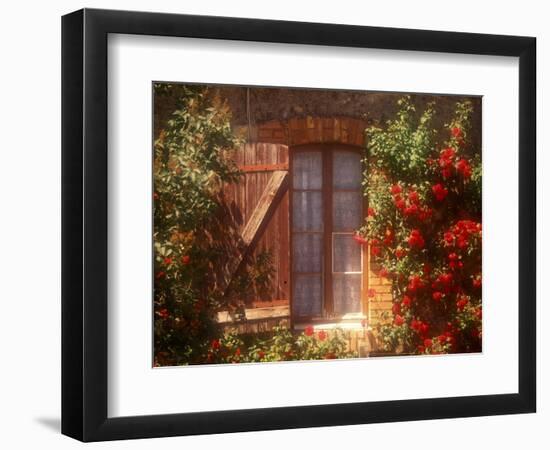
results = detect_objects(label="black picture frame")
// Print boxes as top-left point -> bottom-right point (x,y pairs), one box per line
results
62,8 -> 536,442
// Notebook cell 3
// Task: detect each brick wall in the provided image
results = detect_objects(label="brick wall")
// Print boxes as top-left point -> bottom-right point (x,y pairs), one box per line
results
236,116 -> 366,147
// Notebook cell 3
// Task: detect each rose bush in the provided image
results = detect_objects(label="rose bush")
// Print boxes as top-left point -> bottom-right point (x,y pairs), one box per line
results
357,97 -> 482,355
153,85 -> 243,365
204,326 -> 356,364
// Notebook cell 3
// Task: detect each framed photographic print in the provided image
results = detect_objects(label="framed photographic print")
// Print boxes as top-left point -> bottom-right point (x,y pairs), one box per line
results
62,8 -> 536,442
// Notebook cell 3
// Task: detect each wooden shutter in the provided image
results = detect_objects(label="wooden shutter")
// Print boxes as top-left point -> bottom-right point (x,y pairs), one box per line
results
221,143 -> 290,305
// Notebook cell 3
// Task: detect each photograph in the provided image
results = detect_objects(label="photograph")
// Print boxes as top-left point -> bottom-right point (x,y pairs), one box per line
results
153,84 -> 482,366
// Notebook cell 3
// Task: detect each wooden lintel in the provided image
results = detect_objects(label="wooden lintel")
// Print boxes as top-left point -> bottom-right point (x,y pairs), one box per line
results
238,163 -> 289,173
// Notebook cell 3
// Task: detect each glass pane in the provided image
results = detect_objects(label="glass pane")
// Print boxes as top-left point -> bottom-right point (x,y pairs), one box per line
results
333,274 -> 362,314
293,151 -> 322,190
333,151 -> 362,189
293,191 -> 323,232
332,191 -> 362,231
333,234 -> 362,273
293,233 -> 323,272
293,275 -> 322,317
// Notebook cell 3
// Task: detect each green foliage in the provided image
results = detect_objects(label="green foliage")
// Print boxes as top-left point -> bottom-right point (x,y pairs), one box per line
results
154,85 -> 241,234
205,326 -> 356,364
225,250 -> 276,321
359,96 -> 482,355
153,85 -> 243,366
366,97 -> 437,183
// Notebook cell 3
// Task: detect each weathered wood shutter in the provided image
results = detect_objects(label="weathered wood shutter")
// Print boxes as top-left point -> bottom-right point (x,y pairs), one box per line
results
221,143 -> 290,305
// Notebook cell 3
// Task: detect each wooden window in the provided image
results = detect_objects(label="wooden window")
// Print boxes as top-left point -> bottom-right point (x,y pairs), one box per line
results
291,146 -> 364,321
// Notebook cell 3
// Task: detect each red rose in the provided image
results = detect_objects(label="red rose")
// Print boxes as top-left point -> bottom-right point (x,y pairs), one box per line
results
318,330 -> 327,341
394,197 -> 406,210
456,159 -> 472,178
370,245 -> 382,257
394,314 -> 405,326
432,183 -> 448,201
419,322 -> 430,336
304,325 -> 314,336
258,351 -> 265,359
418,207 -> 433,222
407,275 -> 424,293
438,335 -> 447,344
424,338 -> 433,348
456,236 -> 468,249
395,248 -> 406,259
440,147 -> 456,164
456,297 -> 469,311
390,184 -> 402,195
432,291 -> 443,302
367,207 -> 376,217
157,308 -> 169,319
402,295 -> 412,308
438,273 -> 453,286
441,167 -> 452,179
404,203 -> 419,217
163,257 -> 172,265
408,191 -> 420,204
407,229 -> 425,249
211,339 -> 221,350
155,271 -> 165,280
368,288 -> 376,298
417,345 -> 426,353
181,255 -> 191,265
451,127 -> 463,139
235,348 -> 241,357
379,267 -> 389,278
473,277 -> 482,289
392,302 -> 401,315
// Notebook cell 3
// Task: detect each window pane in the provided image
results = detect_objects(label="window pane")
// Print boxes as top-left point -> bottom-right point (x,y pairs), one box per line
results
293,233 -> 323,272
293,151 -> 322,190
293,191 -> 323,232
333,151 -> 362,189
293,275 -> 322,317
332,191 -> 362,231
333,274 -> 362,314
333,234 -> 362,273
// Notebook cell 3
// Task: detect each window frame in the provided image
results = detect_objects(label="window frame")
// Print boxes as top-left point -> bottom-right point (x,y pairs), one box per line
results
289,143 -> 367,324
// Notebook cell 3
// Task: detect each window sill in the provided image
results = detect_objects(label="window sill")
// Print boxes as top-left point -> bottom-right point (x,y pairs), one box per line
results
294,318 -> 368,331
